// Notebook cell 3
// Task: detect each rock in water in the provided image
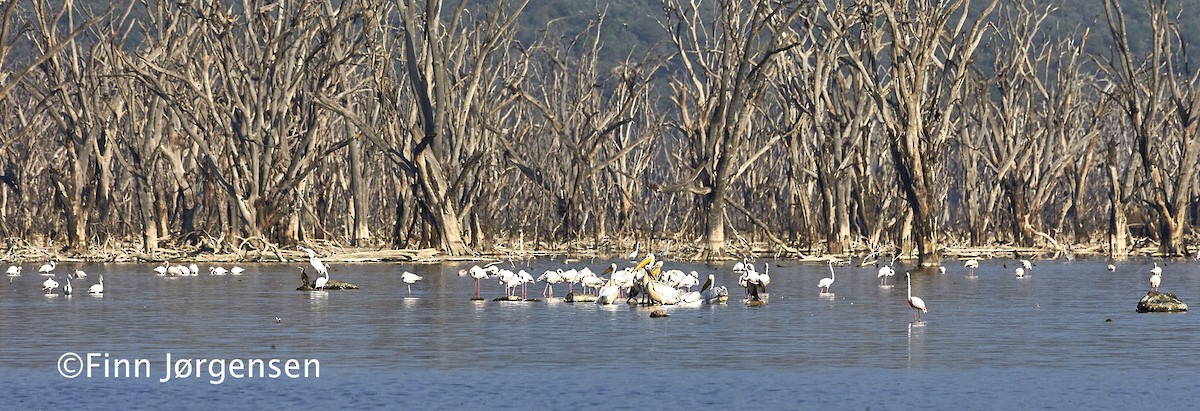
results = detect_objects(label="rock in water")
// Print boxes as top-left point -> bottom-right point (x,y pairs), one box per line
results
1137,290 -> 1188,313
650,309 -> 669,318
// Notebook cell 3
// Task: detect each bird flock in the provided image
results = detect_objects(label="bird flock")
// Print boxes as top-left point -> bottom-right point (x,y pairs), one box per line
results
6,248 -> 1183,322
458,254 -> 731,306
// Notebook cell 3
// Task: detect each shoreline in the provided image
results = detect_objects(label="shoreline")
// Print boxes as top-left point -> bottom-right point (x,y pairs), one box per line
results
1,240 -> 1187,265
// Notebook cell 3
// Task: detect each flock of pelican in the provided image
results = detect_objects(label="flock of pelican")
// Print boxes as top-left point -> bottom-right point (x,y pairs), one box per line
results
458,254 -> 734,307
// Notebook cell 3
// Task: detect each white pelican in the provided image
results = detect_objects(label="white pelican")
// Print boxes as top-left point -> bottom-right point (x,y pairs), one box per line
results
153,262 -> 169,276
906,273 -> 927,322
1107,264 -> 1116,272
73,269 -> 87,279
818,261 -> 836,294
1015,267 -> 1025,278
230,266 -> 245,275
596,279 -> 621,305
401,271 -> 423,296
167,264 -> 186,276
700,274 -> 729,304
188,263 -> 200,276
1149,263 -> 1162,291
63,278 -> 73,295
88,275 -> 104,294
644,272 -> 681,305
209,266 -> 228,276
42,278 -> 59,293
878,265 -> 896,286
537,269 -> 563,298
38,260 -> 56,275
5,265 -> 20,276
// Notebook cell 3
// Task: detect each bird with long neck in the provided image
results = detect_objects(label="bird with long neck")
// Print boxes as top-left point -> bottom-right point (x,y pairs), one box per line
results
907,273 -> 927,322
818,261 -> 836,293
1149,263 -> 1163,291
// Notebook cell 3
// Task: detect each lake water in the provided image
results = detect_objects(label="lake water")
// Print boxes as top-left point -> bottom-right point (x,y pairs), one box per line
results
1,258 -> 1196,409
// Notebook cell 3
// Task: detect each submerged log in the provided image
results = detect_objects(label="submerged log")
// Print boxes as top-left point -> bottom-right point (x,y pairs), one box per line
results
1136,291 -> 1187,313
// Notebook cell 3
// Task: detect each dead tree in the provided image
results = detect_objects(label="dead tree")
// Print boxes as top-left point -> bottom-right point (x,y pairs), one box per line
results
653,0 -> 804,260
501,14 -> 660,242
1102,0 -> 1199,256
848,0 -> 997,267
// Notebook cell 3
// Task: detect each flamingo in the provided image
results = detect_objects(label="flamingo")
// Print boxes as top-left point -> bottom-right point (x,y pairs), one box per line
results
73,269 -> 87,279
153,262 -> 169,276
1107,264 -> 1116,272
5,265 -> 20,276
818,261 -> 836,294
88,275 -> 104,294
401,271 -> 423,296
230,266 -> 245,275
677,271 -> 700,291
38,260 -> 56,275
1149,263 -> 1162,291
42,277 -> 59,293
188,263 -> 200,276
459,265 -> 493,298
878,265 -> 895,286
1015,267 -> 1025,278
965,259 -> 979,277
210,266 -> 228,276
537,269 -> 564,298
63,278 -> 73,295
906,273 -> 927,322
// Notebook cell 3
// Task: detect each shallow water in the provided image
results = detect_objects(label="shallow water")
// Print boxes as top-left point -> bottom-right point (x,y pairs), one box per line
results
1,258 -> 1196,409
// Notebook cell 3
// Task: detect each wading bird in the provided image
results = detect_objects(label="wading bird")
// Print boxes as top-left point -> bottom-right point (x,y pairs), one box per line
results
878,265 -> 895,286
907,273 -> 926,322
401,272 -> 423,296
1149,263 -> 1162,291
302,248 -> 329,290
63,278 -> 72,295
5,265 -> 20,276
89,275 -> 104,294
38,260 -> 56,275
42,277 -> 59,294
818,261 -> 836,294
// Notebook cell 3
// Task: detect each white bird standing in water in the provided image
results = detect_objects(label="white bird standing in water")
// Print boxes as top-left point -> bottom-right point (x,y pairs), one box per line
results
401,271 -> 423,296
42,278 -> 59,293
906,273 -> 927,322
302,248 -> 329,290
818,261 -> 836,294
63,278 -> 73,295
1015,267 -> 1026,278
537,269 -> 563,299
878,265 -> 895,286
39,260 -> 56,275
5,265 -> 20,276
73,269 -> 87,279
1149,263 -> 1162,291
88,275 -> 104,294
